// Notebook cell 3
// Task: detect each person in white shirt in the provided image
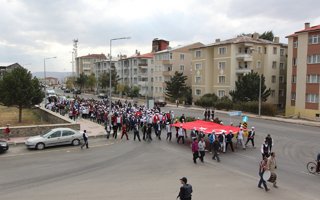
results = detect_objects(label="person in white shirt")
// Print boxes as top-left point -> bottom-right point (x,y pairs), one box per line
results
237,128 -> 246,150
198,137 -> 206,163
177,125 -> 185,144
166,122 -> 172,141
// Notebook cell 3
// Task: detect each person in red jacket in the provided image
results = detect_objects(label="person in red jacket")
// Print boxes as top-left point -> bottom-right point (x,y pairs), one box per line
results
121,123 -> 129,140
4,124 -> 10,141
191,138 -> 199,164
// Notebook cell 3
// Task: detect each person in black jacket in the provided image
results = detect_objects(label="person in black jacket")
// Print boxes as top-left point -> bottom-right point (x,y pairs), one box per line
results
225,131 -> 234,152
177,177 -> 193,200
81,130 -> 89,149
245,127 -> 255,148
212,139 -> 221,162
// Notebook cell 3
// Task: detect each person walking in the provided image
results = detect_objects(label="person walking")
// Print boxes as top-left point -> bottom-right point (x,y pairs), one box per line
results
225,130 -> 234,152
208,131 -> 215,153
133,124 -> 141,142
245,127 -> 255,148
105,122 -> 111,139
212,138 -> 221,162
81,130 -> 89,149
267,152 -> 278,188
237,128 -> 246,150
191,138 -> 199,164
177,125 -> 185,144
261,140 -> 270,159
265,134 -> 273,152
218,131 -> 226,153
203,109 -> 208,121
4,124 -> 11,141
121,124 -> 129,140
258,156 -> 270,192
142,122 -> 147,141
198,137 -> 206,163
166,122 -> 172,141
177,177 -> 193,200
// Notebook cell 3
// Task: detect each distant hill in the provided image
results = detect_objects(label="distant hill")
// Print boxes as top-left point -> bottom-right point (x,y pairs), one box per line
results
32,71 -> 73,82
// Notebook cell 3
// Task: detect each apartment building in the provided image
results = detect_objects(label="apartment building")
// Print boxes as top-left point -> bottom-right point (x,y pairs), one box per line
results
191,34 -> 287,107
286,23 -> 320,120
152,42 -> 204,100
117,52 -> 154,97
94,58 -> 119,92
76,54 -> 106,76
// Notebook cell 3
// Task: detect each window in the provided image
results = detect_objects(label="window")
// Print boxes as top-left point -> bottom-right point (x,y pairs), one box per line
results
307,74 -> 320,83
195,77 -> 201,84
306,94 -> 319,103
279,89 -> 285,97
218,76 -> 225,84
218,62 -> 226,71
280,48 -> 285,56
155,87 -> 158,93
169,53 -> 172,60
272,75 -> 276,83
151,69 -> 154,73
291,92 -> 296,100
258,46 -> 262,53
273,47 -> 277,54
292,75 -> 297,83
264,47 -> 267,54
218,47 -> 227,55
195,50 -> 201,58
293,40 -> 298,48
280,62 -> 285,70
155,77 -> 158,82
238,47 -> 242,53
151,77 -> 154,82
195,89 -> 201,96
62,131 -> 74,137
293,58 -> 297,66
272,61 -> 277,69
180,54 -> 185,60
279,76 -> 284,83
134,69 -> 137,75
271,90 -> 275,97
308,35 -> 320,44
307,55 -> 320,64
180,65 -> 185,71
256,61 -> 261,69
49,131 -> 61,138
159,76 -> 162,82
195,63 -> 202,70
218,90 -> 225,98
159,87 -> 162,93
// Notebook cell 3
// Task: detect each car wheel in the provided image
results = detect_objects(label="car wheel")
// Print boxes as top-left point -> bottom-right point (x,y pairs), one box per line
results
36,143 -> 45,150
72,139 -> 80,146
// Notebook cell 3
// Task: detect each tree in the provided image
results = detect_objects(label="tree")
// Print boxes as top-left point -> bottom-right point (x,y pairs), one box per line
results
165,71 -> 188,101
195,93 -> 218,108
0,67 -> 44,123
66,77 -> 76,89
128,86 -> 140,98
86,73 -> 96,91
76,73 -> 87,91
229,72 -> 270,102
259,31 -> 274,41
98,66 -> 119,92
184,86 -> 193,105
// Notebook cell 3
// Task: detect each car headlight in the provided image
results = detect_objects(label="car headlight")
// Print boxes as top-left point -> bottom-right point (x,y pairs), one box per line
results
0,142 -> 7,147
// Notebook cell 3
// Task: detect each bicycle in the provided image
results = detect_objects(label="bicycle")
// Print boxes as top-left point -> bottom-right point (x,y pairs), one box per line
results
306,161 -> 320,174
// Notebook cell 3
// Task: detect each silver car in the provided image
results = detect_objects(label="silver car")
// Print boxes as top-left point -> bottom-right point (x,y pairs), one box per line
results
25,128 -> 83,150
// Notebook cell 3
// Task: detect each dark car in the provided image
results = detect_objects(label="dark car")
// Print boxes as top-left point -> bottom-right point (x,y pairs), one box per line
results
155,99 -> 167,107
0,140 -> 9,153
73,89 -> 81,94
64,88 -> 71,93
98,93 -> 108,99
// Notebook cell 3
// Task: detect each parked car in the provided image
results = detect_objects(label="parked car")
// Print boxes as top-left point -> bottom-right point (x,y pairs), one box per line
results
73,89 -> 81,94
98,93 -> 108,99
155,99 -> 167,107
0,140 -> 9,153
64,88 -> 71,93
25,128 -> 83,150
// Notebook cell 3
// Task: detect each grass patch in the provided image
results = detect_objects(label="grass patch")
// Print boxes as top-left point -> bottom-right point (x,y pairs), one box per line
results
0,106 -> 48,127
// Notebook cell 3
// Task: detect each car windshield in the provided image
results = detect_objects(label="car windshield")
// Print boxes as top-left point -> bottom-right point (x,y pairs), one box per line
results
40,130 -> 54,138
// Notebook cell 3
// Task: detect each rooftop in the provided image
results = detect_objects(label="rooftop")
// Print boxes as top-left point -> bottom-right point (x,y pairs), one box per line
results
287,24 -> 320,38
206,35 -> 278,47
78,54 -> 107,59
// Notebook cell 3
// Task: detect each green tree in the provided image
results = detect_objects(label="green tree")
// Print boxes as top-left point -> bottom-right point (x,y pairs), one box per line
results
98,66 -> 119,92
195,93 -> 218,108
128,86 -> 140,98
0,67 -> 44,123
66,77 -> 75,89
86,73 -> 96,91
229,72 -> 270,102
259,31 -> 274,41
165,71 -> 188,102
76,73 -> 87,91
184,86 -> 193,105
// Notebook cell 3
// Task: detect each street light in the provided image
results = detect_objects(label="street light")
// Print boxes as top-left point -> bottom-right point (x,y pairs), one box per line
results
44,56 -> 57,105
109,37 -> 130,111
258,74 -> 262,116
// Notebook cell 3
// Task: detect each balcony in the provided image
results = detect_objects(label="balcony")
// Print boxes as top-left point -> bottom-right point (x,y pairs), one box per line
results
139,72 -> 148,78
236,53 -> 253,62
162,60 -> 171,65
236,67 -> 252,74
138,63 -> 148,67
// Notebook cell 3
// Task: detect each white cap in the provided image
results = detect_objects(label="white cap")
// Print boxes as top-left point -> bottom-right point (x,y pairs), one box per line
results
252,127 -> 255,129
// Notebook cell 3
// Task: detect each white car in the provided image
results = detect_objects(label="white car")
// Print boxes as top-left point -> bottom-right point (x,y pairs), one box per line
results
25,128 -> 83,150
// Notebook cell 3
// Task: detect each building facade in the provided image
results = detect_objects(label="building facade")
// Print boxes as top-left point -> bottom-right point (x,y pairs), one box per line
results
0,63 -> 22,78
152,42 -> 204,100
76,54 -> 106,76
117,52 -> 154,97
286,23 -> 320,120
191,35 -> 287,107
94,58 -> 119,93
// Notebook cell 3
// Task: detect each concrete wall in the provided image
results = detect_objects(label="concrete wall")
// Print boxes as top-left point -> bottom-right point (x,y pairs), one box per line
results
0,108 -> 80,138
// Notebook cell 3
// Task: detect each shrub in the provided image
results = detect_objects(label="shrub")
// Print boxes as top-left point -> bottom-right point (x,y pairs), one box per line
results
233,101 -> 276,116
195,93 -> 218,108
215,96 -> 233,110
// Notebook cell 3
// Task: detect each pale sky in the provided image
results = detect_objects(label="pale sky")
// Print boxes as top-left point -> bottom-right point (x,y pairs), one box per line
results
1,0 -> 319,72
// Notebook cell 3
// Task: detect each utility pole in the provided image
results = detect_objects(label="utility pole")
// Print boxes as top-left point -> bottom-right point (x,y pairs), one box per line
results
258,74 -> 262,116
73,39 -> 78,77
